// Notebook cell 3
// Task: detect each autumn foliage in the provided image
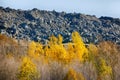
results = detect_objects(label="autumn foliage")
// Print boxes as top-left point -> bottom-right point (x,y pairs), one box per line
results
17,57 -> 39,80
0,32 -> 120,80
63,68 -> 85,80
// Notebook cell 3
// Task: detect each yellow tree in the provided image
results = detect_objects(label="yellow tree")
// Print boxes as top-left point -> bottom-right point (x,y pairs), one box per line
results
58,34 -> 63,45
35,42 -> 44,56
45,34 -> 69,64
49,34 -> 58,45
17,57 -> 39,80
71,31 -> 88,62
28,41 -> 44,59
67,43 -> 76,61
63,68 -> 85,80
28,41 -> 36,58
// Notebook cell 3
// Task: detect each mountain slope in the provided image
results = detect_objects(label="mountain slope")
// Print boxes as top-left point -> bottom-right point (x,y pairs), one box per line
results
0,7 -> 120,44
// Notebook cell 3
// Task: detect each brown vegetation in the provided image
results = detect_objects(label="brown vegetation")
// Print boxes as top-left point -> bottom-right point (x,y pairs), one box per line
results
0,32 -> 120,80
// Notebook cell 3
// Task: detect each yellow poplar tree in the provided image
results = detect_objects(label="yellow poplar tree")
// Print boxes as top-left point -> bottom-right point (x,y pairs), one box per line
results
46,35 -> 69,63
35,42 -> 44,56
58,34 -> 63,44
28,41 -> 36,58
28,41 -> 44,59
72,31 -> 88,62
67,43 -> 76,61
49,34 -> 58,45
17,57 -> 39,80
63,68 -> 85,80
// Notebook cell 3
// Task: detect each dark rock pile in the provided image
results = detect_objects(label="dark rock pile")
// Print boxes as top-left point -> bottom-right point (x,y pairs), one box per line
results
0,7 -> 120,44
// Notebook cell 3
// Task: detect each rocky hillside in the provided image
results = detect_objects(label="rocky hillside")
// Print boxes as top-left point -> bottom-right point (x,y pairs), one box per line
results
0,7 -> 120,44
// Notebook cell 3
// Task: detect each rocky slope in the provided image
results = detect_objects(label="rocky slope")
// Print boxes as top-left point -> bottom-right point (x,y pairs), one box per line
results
0,7 -> 120,44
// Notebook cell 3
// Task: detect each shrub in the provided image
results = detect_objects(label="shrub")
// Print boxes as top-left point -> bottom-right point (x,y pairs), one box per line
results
95,58 -> 112,80
17,57 -> 40,80
63,68 -> 85,80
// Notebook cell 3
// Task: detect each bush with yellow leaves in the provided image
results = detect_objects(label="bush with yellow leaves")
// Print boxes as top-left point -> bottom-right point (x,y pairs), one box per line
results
17,57 -> 40,80
95,58 -> 112,80
63,68 -> 85,80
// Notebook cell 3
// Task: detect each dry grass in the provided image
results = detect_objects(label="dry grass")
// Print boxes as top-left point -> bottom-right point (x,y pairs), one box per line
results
0,55 -> 19,80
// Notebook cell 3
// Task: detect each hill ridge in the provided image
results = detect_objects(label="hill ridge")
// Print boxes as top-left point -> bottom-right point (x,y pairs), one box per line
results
0,6 -> 120,44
